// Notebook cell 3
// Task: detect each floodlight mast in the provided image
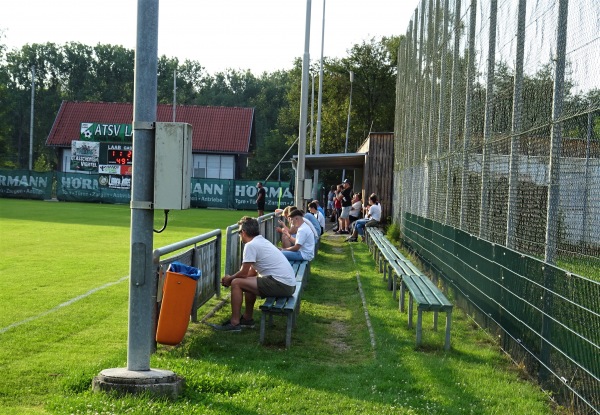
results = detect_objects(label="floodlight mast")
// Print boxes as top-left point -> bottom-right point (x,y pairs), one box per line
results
295,0 -> 312,208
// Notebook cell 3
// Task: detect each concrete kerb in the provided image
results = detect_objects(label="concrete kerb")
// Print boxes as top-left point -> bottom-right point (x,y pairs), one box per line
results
92,368 -> 184,399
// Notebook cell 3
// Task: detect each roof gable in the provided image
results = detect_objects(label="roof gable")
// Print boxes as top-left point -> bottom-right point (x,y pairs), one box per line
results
46,101 -> 255,154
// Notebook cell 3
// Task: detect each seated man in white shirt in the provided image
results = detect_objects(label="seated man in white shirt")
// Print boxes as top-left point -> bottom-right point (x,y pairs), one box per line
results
280,209 -> 315,262
346,193 -> 382,242
308,201 -> 325,235
277,205 -> 319,248
213,216 -> 297,332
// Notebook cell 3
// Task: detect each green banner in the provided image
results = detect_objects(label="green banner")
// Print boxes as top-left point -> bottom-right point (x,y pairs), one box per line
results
56,172 -> 131,204
230,180 -> 294,210
80,122 -> 133,142
0,170 -> 53,200
0,169 -> 296,210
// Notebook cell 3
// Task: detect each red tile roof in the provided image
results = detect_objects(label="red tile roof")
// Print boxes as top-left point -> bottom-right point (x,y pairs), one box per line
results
46,101 -> 255,154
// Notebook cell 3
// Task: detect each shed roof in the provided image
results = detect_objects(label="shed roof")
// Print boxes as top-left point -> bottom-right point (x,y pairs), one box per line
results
46,101 -> 255,154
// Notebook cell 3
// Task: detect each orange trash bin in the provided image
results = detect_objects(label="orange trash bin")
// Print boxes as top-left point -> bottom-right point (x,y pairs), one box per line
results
156,263 -> 200,345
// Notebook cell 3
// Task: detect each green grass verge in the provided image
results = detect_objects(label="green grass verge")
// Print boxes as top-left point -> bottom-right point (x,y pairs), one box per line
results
0,199 -> 558,414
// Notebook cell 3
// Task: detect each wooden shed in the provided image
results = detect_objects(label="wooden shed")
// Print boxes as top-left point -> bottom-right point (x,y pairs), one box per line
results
357,132 -> 394,223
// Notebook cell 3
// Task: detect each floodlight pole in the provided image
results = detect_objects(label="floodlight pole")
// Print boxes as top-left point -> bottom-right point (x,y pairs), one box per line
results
342,70 -> 354,182
295,0 -> 312,208
93,0 -> 182,398
313,0 -> 326,200
29,66 -> 35,171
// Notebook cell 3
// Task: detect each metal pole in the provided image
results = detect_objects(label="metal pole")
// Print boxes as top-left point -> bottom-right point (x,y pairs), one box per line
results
295,0 -> 311,208
459,0 -> 477,230
310,74 -> 314,155
445,0 -> 462,225
342,70 -> 354,182
479,0 -> 498,240
541,1 -> 568,383
581,104 -> 592,244
415,0 -> 426,214
506,0 -> 526,249
313,0 -> 326,201
400,20 -> 414,223
545,0 -> 568,266
172,69 -> 176,122
431,0 -> 444,220
128,0 -> 159,371
409,8 -> 421,214
29,66 -> 35,171
420,0 -> 434,216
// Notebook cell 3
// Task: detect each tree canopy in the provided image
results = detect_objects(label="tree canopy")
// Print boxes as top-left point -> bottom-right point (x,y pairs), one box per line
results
0,37 -> 400,179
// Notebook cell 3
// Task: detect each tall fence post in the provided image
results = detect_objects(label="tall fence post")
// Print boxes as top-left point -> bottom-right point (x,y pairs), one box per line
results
434,0 -> 450,221
479,0 -> 498,240
540,0 -> 569,385
427,0 -> 440,219
445,0 -> 462,226
506,0 -> 527,249
460,0 -> 477,230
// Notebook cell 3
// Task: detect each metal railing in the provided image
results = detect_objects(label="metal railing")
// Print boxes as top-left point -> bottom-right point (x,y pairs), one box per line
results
153,229 -> 222,322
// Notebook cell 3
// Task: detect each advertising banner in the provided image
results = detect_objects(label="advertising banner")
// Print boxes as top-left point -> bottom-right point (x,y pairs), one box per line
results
70,141 -> 100,172
0,169 -> 296,210
80,122 -> 133,142
0,170 -> 53,200
232,180 -> 294,210
56,172 -> 131,204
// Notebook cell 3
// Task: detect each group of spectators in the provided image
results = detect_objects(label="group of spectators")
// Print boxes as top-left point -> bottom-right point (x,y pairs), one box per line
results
326,181 -> 382,242
211,182 -> 379,332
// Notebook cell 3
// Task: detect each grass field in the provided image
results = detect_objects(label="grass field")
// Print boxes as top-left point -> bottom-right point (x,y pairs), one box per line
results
0,198 -> 559,414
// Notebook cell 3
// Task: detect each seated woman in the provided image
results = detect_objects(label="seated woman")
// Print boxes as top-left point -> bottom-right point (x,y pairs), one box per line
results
349,193 -> 363,224
346,193 -> 381,242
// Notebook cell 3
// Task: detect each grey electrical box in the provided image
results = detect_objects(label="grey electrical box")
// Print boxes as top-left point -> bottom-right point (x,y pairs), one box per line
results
154,122 -> 193,210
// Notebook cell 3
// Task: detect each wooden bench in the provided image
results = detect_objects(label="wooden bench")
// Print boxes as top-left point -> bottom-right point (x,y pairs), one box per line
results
365,227 -> 453,350
366,228 -> 418,295
259,260 -> 309,348
400,274 -> 453,350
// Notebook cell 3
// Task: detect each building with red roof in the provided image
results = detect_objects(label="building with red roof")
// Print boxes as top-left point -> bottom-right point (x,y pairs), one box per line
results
46,101 -> 255,179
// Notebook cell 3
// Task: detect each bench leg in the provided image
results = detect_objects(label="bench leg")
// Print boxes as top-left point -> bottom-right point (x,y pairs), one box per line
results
392,274 -> 397,300
433,311 -> 438,331
399,283 -> 406,312
416,310 -> 423,347
408,295 -> 413,329
259,312 -> 267,344
445,310 -> 452,351
285,313 -> 294,348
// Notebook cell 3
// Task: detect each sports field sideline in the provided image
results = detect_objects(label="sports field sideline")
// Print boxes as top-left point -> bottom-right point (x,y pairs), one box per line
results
0,198 -> 557,414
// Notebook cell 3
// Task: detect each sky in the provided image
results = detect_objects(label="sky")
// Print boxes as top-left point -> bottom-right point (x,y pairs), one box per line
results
1,0 -> 420,75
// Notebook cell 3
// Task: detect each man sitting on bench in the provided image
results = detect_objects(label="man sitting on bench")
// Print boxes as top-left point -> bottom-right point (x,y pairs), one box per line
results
212,216 -> 297,332
280,209 -> 315,262
346,193 -> 381,242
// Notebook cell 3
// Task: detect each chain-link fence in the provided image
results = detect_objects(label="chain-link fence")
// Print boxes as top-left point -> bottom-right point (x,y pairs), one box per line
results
394,0 -> 599,413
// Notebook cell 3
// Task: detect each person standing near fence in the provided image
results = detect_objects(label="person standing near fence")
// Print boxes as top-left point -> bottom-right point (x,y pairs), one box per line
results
256,182 -> 266,216
212,216 -> 296,332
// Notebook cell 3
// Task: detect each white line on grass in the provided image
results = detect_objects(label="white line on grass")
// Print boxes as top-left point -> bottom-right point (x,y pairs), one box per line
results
0,276 -> 129,335
349,244 -> 377,354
